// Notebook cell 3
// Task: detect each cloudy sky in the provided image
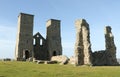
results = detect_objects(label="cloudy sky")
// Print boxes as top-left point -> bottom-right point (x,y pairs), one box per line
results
0,0 -> 120,58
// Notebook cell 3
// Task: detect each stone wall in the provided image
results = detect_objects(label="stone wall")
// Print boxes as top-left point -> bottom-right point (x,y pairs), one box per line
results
92,26 -> 119,66
92,50 -> 107,66
46,19 -> 62,58
104,26 -> 118,65
74,19 -> 92,66
74,19 -> 118,66
33,32 -> 49,60
15,13 -> 34,61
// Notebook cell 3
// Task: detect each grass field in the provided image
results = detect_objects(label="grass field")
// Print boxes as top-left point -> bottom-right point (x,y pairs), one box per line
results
0,61 -> 120,77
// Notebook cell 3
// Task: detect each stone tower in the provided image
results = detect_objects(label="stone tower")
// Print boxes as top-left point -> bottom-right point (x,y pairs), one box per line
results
104,26 -> 118,65
46,19 -> 62,58
15,13 -> 34,61
74,19 -> 92,66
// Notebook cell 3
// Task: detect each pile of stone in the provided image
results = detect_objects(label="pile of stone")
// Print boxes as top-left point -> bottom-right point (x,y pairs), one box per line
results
69,56 -> 75,65
33,60 -> 57,64
51,55 -> 69,65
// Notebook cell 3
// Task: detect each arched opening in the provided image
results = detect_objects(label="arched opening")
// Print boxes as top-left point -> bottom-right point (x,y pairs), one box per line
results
53,51 -> 57,56
25,50 -> 29,59
33,38 -> 36,45
37,35 -> 39,37
40,39 -> 43,45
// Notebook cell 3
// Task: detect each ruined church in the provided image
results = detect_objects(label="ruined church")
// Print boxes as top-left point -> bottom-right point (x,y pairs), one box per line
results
74,19 -> 119,66
15,13 -> 62,61
15,13 -> 118,66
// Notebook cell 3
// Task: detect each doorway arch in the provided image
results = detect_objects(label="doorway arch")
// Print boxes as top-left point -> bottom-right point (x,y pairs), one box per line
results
53,51 -> 57,56
25,50 -> 29,59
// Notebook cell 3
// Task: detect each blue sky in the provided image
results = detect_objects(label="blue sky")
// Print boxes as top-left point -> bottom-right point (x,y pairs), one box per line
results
0,0 -> 120,58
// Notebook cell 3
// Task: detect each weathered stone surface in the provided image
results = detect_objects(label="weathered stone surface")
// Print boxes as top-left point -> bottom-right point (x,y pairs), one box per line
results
28,57 -> 33,62
69,56 -> 75,65
92,50 -> 107,66
15,13 -> 34,61
74,19 -> 92,66
104,26 -> 119,65
51,55 -> 69,65
15,13 -> 62,61
46,19 -> 62,58
44,61 -> 57,64
37,60 -> 44,64
33,32 -> 49,60
92,26 -> 119,66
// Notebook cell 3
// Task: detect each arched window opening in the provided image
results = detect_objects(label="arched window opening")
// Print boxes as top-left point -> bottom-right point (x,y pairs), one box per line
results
37,35 -> 39,37
33,38 -> 36,45
40,39 -> 43,45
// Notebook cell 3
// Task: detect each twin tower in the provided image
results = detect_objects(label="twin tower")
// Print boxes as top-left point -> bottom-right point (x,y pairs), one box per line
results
15,13 -> 62,61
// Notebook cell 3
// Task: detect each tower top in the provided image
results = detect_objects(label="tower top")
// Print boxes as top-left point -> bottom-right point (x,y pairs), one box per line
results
47,19 -> 60,22
104,26 -> 112,34
18,13 -> 34,17
75,19 -> 89,29
46,19 -> 60,27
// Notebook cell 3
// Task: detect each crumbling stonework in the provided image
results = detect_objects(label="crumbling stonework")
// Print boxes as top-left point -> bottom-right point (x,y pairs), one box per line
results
69,56 -> 75,64
92,50 -> 107,66
92,26 -> 118,66
74,19 -> 92,66
33,32 -> 49,60
104,26 -> 118,65
51,55 -> 69,65
15,13 -> 118,66
74,19 -> 118,66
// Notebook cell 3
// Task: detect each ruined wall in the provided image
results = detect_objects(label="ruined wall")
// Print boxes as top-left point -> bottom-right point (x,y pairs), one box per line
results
92,50 -> 107,66
74,19 -> 118,66
15,13 -> 63,61
104,26 -> 118,65
15,13 -> 34,61
33,32 -> 49,60
92,26 -> 119,66
46,19 -> 62,58
74,19 -> 92,66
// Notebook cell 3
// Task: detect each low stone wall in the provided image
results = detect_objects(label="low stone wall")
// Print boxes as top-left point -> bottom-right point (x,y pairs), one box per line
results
92,50 -> 107,66
92,50 -> 119,66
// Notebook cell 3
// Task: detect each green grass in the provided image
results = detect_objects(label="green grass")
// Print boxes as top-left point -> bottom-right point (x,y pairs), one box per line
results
0,61 -> 120,77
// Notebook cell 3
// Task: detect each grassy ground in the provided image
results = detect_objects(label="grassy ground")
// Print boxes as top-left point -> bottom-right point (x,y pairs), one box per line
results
0,61 -> 120,77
